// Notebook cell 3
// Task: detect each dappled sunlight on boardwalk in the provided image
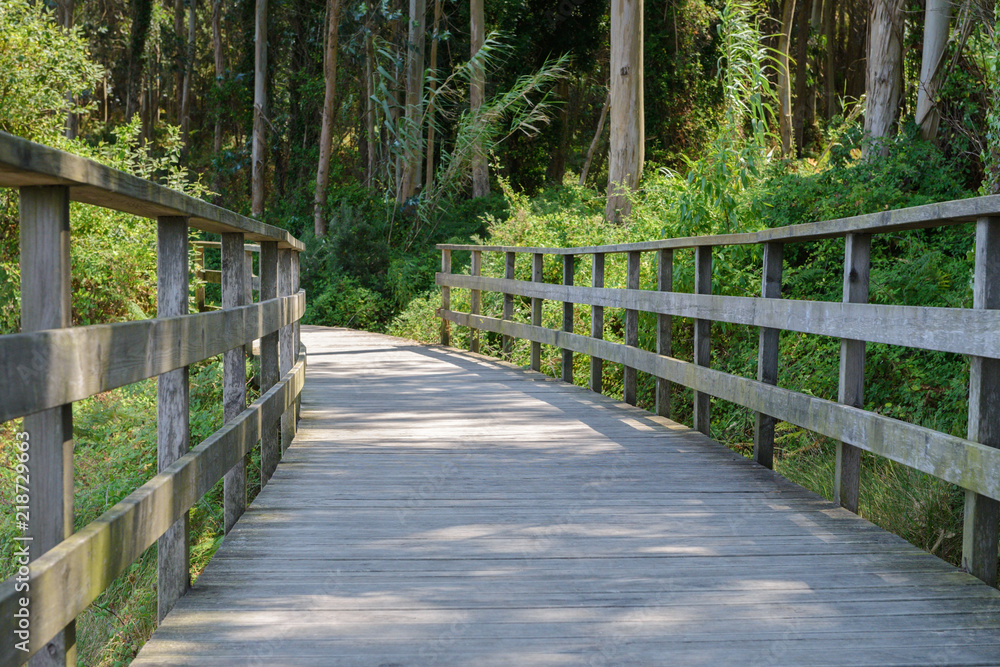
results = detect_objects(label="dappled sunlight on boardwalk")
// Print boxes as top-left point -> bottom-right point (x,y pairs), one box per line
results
133,326 -> 1000,666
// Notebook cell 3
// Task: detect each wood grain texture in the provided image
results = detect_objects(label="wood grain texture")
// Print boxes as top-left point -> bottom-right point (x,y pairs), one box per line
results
279,250 -> 294,455
0,358 -> 306,666
19,185 -> 75,666
530,253 -> 543,372
440,310 -> 1000,502
222,233 -> 248,535
0,132 -> 301,249
623,251 -> 640,405
753,242 -> 782,469
501,252 -> 514,358
656,249 -> 672,418
259,242 -> 280,487
156,217 -> 190,623
590,253 -> 605,394
694,247 -> 711,435
131,327 -> 1000,665
440,250 -> 451,346
470,250 -> 481,354
561,254 -> 574,383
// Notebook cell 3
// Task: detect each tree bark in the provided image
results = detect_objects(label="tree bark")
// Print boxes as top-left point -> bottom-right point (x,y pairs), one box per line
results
126,0 -> 154,122
823,0 -> 837,119
915,0 -> 951,142
252,0 -> 267,217
547,79 -> 571,185
212,0 -> 224,193
180,0 -> 196,148
776,0 -> 796,157
470,0 -> 489,198
60,0 -> 78,139
313,0 -> 343,236
424,0 -> 443,194
605,0 -> 643,223
174,0 -> 184,122
580,90 -> 610,187
398,0 -> 427,203
792,0 -> 812,156
366,18 -> 377,187
864,0 -> 904,155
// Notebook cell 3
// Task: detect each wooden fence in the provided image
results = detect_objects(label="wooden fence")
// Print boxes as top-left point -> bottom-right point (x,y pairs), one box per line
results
437,195 -> 1000,587
0,132 -> 306,666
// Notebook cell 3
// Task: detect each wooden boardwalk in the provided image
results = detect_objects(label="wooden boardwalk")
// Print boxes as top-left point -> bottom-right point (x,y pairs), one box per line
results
134,326 -> 1000,666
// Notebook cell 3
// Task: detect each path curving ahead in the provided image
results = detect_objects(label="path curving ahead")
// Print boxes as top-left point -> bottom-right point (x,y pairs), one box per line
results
134,326 -> 1000,665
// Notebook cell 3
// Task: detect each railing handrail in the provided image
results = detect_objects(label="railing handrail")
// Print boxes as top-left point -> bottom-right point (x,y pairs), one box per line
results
436,193 -> 1000,254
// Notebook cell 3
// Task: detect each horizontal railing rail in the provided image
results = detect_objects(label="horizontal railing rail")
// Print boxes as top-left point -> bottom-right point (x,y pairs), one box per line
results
436,194 -> 1000,588
0,135 -> 306,666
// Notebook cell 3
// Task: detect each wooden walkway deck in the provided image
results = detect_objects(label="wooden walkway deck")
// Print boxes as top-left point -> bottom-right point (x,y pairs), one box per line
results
134,326 -> 1000,666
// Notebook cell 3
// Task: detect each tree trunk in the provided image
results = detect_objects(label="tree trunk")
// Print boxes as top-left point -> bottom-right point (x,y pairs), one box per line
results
864,0 -> 904,156
792,0 -> 812,156
470,0 -> 489,198
823,0 -> 837,119
915,0 -> 951,142
180,0 -> 196,148
605,0 -> 643,223
126,0 -> 154,122
398,0 -> 427,204
313,0 -> 343,236
547,79 -> 571,184
580,90 -> 610,187
60,0 -> 78,139
174,0 -> 184,122
252,0 -> 267,217
212,0 -> 224,196
366,20 -> 377,187
424,0 -> 443,194
776,0 -> 796,157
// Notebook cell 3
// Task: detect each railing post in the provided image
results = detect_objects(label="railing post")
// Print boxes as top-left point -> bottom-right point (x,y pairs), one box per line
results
20,185 -> 76,666
963,216 -> 1000,586
531,252 -> 544,371
656,249 -> 673,418
835,233 -> 870,512
291,250 -> 301,427
243,248 -> 254,357
195,244 -> 206,312
590,253 -> 605,393
222,232 -> 248,535
562,254 -> 575,383
470,250 -> 481,354
694,246 -> 712,435
259,241 -> 280,486
624,251 -> 641,405
502,251 -> 515,358
440,249 -> 451,346
279,248 -> 294,454
754,242 -> 783,469
156,216 -> 191,623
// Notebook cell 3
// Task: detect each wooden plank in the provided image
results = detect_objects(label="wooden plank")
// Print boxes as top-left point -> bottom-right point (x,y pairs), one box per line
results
222,233 -> 248,535
439,249 -> 451,346
530,253 -> 543,372
279,249 -> 294,454
470,250 -> 481,354
0,358 -> 306,666
0,132 -> 302,249
435,194 -> 1000,255
753,242 -> 782,469
435,274 -> 1000,359
562,254 -> 574,383
259,242 -> 280,487
623,252 -> 640,405
19,185 -> 75,666
590,253 -> 604,394
656,249 -> 672,418
501,252 -> 515,358
156,217 -> 190,624
0,292 -> 304,424
836,233 -> 870,513
963,216 -> 1000,586
694,246 -> 712,435
440,310 -> 1000,502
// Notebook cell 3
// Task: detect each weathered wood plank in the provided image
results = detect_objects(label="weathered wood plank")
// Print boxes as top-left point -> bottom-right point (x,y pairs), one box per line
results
694,247 -> 712,435
530,253 -> 543,371
19,185 -> 75,666
623,251 -> 640,405
0,292 -> 304,424
279,249 -> 294,454
470,250 -> 481,354
440,310 -> 1000,501
0,357 -> 306,666
439,249 -> 451,346
962,216 -> 1000,586
259,242 -> 280,487
561,254 -> 574,383
156,217 -> 190,623
0,132 -> 301,248
502,252 -> 515,358
656,249 -> 672,418
753,242 -> 782,469
437,273 -> 1000,359
222,233 -> 248,535
590,253 -> 604,394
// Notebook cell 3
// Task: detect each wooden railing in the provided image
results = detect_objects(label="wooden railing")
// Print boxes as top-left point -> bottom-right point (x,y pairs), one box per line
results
0,132 -> 306,666
437,195 -> 1000,587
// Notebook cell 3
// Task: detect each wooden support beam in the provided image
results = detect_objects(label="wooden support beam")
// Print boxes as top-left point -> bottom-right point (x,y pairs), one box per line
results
156,216 -> 190,624
279,249 -> 294,454
440,249 -> 451,346
963,216 -> 1000,586
694,246 -> 712,434
222,232 -> 247,535
243,249 -> 254,357
624,251 -> 640,405
754,242 -> 783,469
590,253 -> 605,394
656,249 -> 672,418
502,252 -> 515,358
20,185 -> 76,666
470,250 -> 481,354
835,233 -> 870,512
259,241 -> 280,487
562,254 -> 575,383
194,245 -> 206,312
291,251 -> 301,428
531,253 -> 543,372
